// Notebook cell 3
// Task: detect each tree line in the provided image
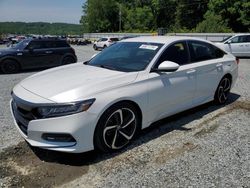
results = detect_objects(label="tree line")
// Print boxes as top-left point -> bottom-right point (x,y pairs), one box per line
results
0,22 -> 82,35
80,0 -> 250,33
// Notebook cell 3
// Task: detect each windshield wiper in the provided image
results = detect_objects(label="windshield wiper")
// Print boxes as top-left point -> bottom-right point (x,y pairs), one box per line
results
99,65 -> 117,71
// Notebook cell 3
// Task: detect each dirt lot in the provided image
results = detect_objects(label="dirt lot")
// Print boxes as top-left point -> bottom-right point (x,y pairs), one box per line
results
0,45 -> 249,187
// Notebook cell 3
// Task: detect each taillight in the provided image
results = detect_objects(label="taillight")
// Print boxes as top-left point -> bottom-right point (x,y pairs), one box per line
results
236,57 -> 239,65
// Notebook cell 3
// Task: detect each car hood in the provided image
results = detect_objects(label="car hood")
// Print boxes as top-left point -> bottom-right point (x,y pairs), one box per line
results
19,63 -> 138,103
0,48 -> 17,55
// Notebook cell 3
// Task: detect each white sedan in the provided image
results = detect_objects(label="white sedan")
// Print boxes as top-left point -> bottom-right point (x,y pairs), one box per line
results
216,34 -> 250,57
11,36 -> 238,153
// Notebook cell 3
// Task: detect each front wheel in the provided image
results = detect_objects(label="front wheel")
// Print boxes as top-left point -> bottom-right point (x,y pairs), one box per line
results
94,103 -> 140,152
214,76 -> 231,104
0,59 -> 20,74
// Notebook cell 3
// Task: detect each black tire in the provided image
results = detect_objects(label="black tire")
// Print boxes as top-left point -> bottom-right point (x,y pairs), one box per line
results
94,102 -> 140,152
93,44 -> 97,50
62,56 -> 75,65
103,45 -> 107,49
0,59 -> 20,74
214,76 -> 231,104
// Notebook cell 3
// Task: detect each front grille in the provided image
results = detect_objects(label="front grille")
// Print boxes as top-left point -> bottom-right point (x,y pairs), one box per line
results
11,100 -> 36,135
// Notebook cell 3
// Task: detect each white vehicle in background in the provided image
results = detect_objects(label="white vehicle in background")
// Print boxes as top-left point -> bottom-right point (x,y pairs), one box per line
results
11,36 -> 238,153
93,37 -> 119,50
216,34 -> 250,57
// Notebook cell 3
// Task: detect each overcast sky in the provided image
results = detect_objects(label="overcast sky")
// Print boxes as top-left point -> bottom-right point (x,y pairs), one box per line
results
0,0 -> 85,24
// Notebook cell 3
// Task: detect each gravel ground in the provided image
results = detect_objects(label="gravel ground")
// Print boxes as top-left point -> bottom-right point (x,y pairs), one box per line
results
0,44 -> 249,188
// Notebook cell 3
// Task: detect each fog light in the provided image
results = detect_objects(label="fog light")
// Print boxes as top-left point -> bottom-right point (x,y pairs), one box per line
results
42,133 -> 76,142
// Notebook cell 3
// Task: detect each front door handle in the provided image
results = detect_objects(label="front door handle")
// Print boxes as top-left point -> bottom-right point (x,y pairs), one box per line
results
216,63 -> 222,68
45,51 -> 53,54
186,69 -> 196,74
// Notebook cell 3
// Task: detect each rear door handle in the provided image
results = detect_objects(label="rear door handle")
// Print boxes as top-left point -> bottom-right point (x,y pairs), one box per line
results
186,69 -> 196,74
45,51 -> 53,54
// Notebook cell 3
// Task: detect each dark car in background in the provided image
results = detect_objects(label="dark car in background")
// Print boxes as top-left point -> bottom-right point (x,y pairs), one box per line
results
0,38 -> 77,73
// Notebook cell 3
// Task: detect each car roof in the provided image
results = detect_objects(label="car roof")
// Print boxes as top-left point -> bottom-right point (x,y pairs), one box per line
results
121,36 -> 210,44
232,33 -> 250,37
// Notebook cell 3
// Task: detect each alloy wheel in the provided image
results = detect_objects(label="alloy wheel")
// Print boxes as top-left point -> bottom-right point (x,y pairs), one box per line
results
217,77 -> 231,104
103,108 -> 136,149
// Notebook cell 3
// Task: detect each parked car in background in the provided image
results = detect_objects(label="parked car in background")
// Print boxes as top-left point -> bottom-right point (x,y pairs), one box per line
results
11,36 -> 238,153
0,38 -> 77,73
93,37 -> 119,50
216,34 -> 250,57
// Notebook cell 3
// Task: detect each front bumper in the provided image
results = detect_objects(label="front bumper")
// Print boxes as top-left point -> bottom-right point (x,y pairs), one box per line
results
10,99 -> 99,153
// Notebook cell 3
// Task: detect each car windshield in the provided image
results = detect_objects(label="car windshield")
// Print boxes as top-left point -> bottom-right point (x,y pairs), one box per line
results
11,39 -> 30,50
220,36 -> 232,42
88,42 -> 163,72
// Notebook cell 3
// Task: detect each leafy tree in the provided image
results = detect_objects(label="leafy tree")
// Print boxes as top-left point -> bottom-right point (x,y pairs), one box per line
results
195,12 -> 233,33
124,7 -> 154,32
80,0 -> 119,32
205,0 -> 250,32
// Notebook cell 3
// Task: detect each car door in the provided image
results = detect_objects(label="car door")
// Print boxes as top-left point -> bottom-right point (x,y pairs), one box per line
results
226,35 -> 246,56
147,41 -> 196,122
43,41 -> 63,67
187,40 -> 225,105
241,35 -> 250,56
22,41 -> 54,69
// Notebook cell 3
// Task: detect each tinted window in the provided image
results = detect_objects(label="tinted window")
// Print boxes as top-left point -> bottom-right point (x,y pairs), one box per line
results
88,42 -> 163,72
240,35 -> 250,42
157,41 -> 189,66
27,41 -> 45,49
231,36 -> 239,43
101,38 -> 107,41
188,41 -> 217,62
214,46 -> 226,58
230,36 -> 250,43
110,38 -> 119,42
55,41 -> 70,48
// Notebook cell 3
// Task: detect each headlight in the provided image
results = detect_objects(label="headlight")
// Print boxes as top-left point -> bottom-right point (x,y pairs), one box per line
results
37,98 -> 95,118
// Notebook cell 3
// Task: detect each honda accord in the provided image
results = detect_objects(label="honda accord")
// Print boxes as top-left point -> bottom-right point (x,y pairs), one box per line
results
10,36 -> 238,153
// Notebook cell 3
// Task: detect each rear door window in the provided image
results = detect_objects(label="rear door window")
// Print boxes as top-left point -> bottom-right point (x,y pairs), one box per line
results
188,41 -> 217,62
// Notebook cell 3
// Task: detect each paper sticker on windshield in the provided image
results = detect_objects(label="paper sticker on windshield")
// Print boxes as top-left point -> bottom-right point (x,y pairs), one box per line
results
139,44 -> 158,50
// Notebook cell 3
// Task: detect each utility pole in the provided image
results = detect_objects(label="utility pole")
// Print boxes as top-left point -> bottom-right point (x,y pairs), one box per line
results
119,4 -> 122,32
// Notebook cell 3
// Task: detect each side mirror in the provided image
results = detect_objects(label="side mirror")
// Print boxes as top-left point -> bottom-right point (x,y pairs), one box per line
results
151,61 -> 180,72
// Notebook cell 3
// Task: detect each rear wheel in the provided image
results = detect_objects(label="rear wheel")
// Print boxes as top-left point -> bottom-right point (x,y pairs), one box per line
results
0,59 -> 20,74
93,44 -> 97,50
214,76 -> 231,104
62,56 -> 75,65
94,102 -> 140,152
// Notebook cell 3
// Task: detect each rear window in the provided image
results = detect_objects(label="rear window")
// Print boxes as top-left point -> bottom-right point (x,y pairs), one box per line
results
110,38 -> 119,42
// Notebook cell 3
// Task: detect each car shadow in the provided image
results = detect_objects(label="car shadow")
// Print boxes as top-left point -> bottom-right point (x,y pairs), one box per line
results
30,93 -> 240,166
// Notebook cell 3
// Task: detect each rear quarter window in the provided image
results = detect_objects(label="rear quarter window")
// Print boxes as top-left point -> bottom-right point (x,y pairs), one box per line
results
55,41 -> 70,48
